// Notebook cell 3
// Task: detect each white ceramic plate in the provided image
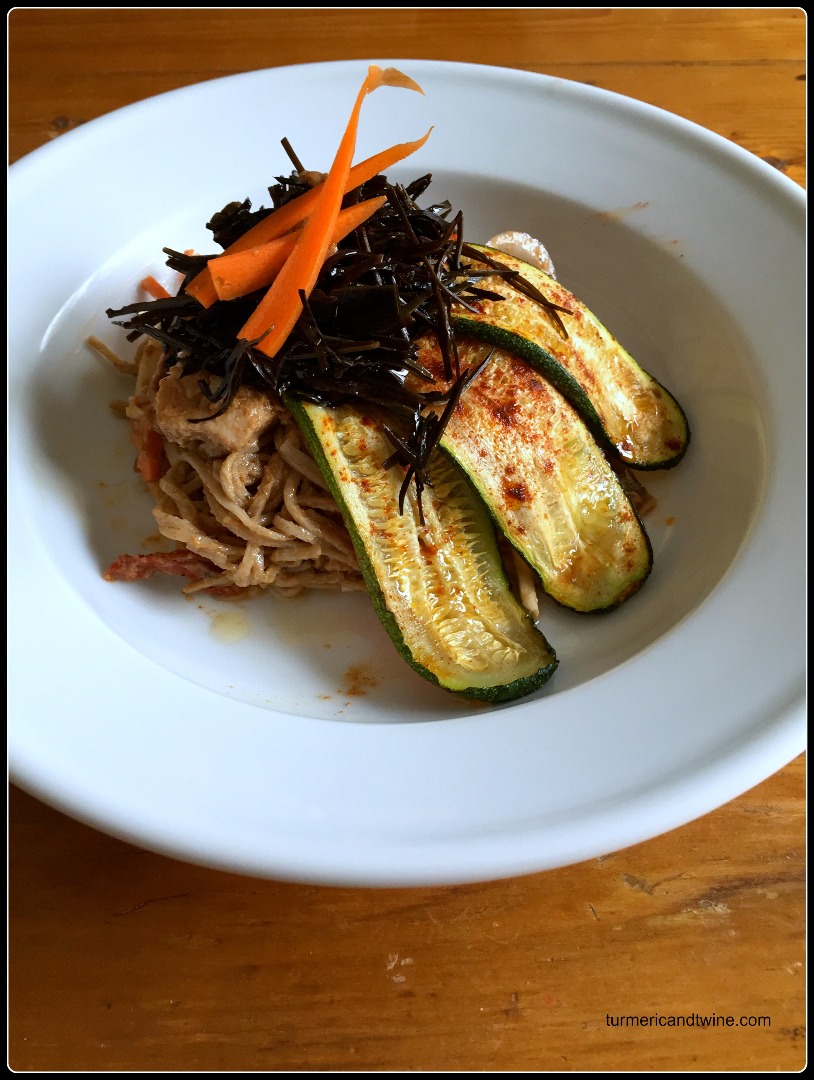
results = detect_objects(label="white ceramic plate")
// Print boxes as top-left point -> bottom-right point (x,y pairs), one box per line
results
9,60 -> 805,885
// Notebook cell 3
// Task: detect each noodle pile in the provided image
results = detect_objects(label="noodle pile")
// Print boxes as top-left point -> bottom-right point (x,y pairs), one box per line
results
92,337 -> 364,597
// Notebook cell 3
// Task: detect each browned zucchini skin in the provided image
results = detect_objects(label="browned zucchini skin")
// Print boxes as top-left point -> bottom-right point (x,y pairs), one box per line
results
453,246 -> 691,471
414,338 -> 654,615
286,396 -> 558,702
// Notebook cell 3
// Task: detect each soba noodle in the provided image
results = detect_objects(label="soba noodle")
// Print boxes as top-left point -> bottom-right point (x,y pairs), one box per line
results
92,337 -> 363,597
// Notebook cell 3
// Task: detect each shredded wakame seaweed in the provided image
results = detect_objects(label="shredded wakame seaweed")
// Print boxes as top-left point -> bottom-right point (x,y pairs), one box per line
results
107,169 -> 567,508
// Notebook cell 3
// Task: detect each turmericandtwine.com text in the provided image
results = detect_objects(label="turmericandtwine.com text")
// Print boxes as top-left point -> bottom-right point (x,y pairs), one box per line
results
606,1013 -> 770,1028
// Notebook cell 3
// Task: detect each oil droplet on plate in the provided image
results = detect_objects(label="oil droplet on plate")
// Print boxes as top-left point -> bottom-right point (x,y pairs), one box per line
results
209,610 -> 250,644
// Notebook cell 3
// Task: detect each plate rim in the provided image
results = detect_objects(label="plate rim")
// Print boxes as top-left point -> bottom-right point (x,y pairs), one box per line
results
8,58 -> 806,885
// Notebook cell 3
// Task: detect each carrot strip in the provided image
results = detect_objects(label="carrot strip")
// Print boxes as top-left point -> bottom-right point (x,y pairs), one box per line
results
207,237 -> 291,305
140,274 -> 171,299
186,125 -> 432,308
240,67 -> 423,355
132,424 -> 166,482
209,194 -> 386,303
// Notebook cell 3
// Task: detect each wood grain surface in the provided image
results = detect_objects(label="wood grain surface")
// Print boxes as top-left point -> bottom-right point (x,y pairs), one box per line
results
8,8 -> 806,1072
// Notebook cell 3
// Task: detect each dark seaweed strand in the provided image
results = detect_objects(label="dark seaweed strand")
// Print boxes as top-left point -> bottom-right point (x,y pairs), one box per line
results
280,137 -> 306,174
109,172 -> 523,512
459,242 -> 573,339
188,340 -> 252,422
381,182 -> 458,380
381,351 -> 493,523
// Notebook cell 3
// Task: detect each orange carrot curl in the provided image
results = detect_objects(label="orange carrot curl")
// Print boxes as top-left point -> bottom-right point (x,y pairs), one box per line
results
186,125 -> 431,310
208,195 -> 386,303
239,66 -> 425,358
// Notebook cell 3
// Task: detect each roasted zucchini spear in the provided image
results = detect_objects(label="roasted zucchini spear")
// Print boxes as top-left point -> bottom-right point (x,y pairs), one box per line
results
453,246 -> 690,470
416,337 -> 653,613
287,398 -> 558,701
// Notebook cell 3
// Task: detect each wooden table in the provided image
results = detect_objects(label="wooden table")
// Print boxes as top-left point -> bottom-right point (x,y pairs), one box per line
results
9,9 -> 805,1072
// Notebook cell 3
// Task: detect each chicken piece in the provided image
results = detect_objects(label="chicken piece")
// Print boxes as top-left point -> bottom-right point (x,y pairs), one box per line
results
298,169 -> 327,188
153,366 -> 281,457
486,231 -> 557,279
613,464 -> 658,517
